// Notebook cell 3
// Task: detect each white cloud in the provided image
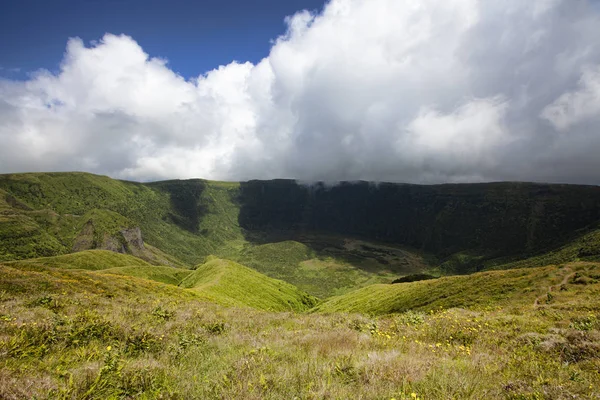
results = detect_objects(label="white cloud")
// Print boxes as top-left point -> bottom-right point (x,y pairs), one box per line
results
1,0 -> 600,184
541,66 -> 600,131
402,97 -> 510,169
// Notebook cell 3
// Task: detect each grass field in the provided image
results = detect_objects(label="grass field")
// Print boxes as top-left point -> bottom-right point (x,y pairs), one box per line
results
1,258 -> 600,399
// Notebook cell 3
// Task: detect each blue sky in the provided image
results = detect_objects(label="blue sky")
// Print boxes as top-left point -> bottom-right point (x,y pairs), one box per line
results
0,0 -> 326,79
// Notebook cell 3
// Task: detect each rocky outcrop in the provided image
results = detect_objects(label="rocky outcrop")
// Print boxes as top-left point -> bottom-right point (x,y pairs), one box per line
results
70,220 -> 182,266
72,220 -> 95,252
121,227 -> 144,253
72,222 -> 145,256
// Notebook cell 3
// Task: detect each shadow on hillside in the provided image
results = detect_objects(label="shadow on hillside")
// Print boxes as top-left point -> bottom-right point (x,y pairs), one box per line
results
148,180 -> 208,234
235,179 -> 600,272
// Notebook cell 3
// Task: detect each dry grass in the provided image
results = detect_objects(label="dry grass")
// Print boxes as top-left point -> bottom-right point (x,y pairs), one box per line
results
1,262 -> 600,399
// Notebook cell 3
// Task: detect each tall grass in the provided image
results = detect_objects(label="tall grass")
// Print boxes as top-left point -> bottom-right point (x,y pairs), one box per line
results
1,261 -> 599,399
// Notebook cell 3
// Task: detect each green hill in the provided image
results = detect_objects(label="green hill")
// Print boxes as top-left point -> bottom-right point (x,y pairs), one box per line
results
484,228 -> 600,270
0,172 -> 244,265
1,250 -> 313,311
0,173 -> 437,297
2,172 -> 600,297
5,249 -> 193,286
101,265 -> 192,285
314,262 -> 600,315
237,180 -> 600,272
4,250 -> 152,271
180,257 -> 318,311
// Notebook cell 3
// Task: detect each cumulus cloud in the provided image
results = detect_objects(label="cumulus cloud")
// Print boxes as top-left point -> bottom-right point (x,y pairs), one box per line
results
1,0 -> 600,184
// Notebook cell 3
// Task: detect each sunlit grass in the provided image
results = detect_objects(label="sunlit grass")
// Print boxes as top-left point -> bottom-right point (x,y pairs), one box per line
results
180,257 -> 318,312
1,261 -> 600,399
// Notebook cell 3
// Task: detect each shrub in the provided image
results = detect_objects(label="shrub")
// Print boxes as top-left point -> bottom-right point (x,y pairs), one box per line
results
392,274 -> 438,284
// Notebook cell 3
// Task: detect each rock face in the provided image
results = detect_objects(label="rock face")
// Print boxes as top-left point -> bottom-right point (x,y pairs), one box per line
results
72,222 -> 145,255
120,227 -> 145,256
70,221 -> 184,266
100,233 -> 126,254
72,221 -> 95,252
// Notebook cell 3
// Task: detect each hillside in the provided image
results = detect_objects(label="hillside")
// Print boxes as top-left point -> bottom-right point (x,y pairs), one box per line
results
232,238 -> 430,298
4,250 -> 153,271
180,257 -> 317,311
2,257 -> 600,398
1,250 -> 316,311
237,180 -> 600,271
314,262 -> 600,314
0,173 -> 245,265
1,197 -> 599,398
102,265 -> 192,285
1,172 -> 600,298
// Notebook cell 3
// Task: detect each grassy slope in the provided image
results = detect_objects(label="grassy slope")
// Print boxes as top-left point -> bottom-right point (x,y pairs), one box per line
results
3,172 -> 600,300
101,266 -> 192,286
0,260 -> 195,301
2,261 -> 600,399
145,179 -> 247,262
234,239 -> 431,298
0,173 -> 248,265
0,188 -> 75,261
4,250 -> 152,271
314,263 -> 599,314
74,209 -> 137,245
485,228 -> 600,271
4,250 -> 192,286
1,250 -> 313,310
180,257 -> 318,312
237,180 -> 600,264
0,173 -> 435,298
0,173 -> 170,261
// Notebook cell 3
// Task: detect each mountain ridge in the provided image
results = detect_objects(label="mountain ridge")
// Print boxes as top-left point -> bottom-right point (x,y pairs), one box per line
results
1,171 -> 600,296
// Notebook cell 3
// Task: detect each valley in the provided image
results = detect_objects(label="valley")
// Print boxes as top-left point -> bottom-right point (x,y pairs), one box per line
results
1,172 -> 600,399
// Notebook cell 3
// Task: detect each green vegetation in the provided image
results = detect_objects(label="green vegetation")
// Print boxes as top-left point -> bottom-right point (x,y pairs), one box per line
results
102,266 -> 192,285
147,179 -> 247,261
2,172 -> 600,291
1,260 -> 600,399
73,209 -> 137,249
233,238 -> 431,298
0,188 -> 75,261
180,257 -> 318,311
2,172 -> 600,398
0,173 -> 244,265
314,264 -> 584,314
485,228 -> 600,271
0,173 -> 438,297
237,180 -> 600,264
4,250 -> 152,271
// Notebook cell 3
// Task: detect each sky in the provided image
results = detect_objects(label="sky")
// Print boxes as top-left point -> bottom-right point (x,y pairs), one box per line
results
1,0 -> 600,185
0,0 -> 326,80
